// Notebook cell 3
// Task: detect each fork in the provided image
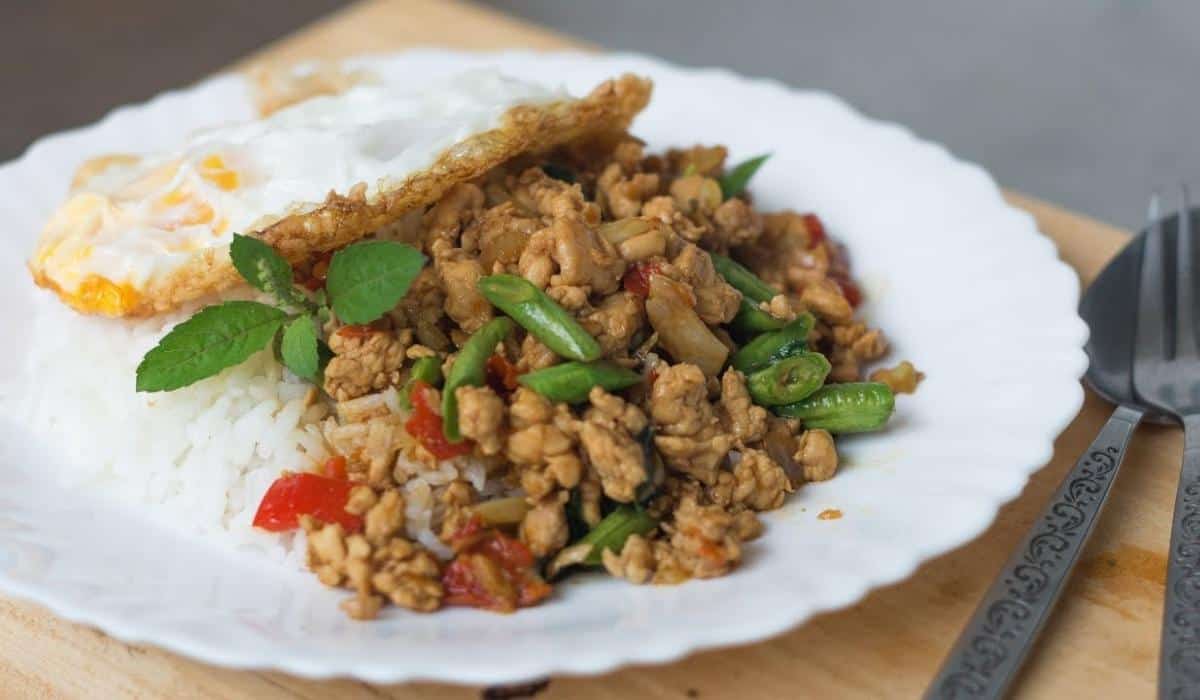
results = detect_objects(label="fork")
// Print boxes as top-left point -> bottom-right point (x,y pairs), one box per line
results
1130,187 -> 1200,699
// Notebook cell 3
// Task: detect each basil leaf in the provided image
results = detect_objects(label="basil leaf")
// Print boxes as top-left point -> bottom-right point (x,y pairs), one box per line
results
718,154 -> 771,199
326,241 -> 426,324
230,234 -> 305,308
280,315 -> 320,382
136,301 -> 286,392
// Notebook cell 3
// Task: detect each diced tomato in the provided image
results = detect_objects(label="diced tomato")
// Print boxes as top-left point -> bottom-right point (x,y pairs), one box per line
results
336,320 -> 388,339
802,213 -> 827,248
622,261 -> 661,298
252,472 -> 362,533
404,381 -> 473,460
486,354 -> 521,394
323,455 -> 348,480
442,517 -> 552,612
834,276 -> 863,308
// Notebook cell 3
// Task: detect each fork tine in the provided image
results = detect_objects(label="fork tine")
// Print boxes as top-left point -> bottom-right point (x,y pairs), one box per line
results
1176,185 -> 1197,359
1137,194 -> 1169,362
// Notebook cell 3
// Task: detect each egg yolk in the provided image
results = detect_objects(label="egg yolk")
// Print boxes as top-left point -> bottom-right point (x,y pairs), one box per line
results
199,154 -> 240,191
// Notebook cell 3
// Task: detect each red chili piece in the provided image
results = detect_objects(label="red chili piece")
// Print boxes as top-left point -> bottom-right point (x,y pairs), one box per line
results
802,213 -> 827,248
323,455 -> 348,480
252,472 -> 362,533
622,261 -> 661,298
442,517 -> 552,612
405,381 -> 473,460
485,354 -> 521,394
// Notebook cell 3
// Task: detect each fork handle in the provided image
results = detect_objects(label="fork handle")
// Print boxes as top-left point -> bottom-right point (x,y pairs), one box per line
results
925,404 -> 1144,700
1159,413 -> 1200,698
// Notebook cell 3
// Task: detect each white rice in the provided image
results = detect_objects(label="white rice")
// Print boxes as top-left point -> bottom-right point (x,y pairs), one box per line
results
15,290 -> 490,567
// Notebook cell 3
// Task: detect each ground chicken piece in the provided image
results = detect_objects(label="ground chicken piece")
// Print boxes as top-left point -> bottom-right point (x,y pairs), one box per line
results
602,533 -> 656,584
438,258 -> 493,333
370,538 -> 444,613
518,216 -> 625,295
423,182 -> 484,258
828,346 -> 861,383
641,195 -> 709,242
718,369 -> 768,443
512,167 -> 600,223
508,386 -> 554,429
519,492 -> 569,557
763,294 -> 798,322
732,510 -> 765,542
597,162 -> 662,219
455,385 -> 506,456
669,175 -> 722,216
578,388 -> 649,502
736,211 -> 830,291
344,486 -> 405,546
712,197 -> 763,247
732,449 -> 793,511
468,202 -> 539,273
649,364 -> 734,484
833,322 -> 889,361
870,360 -> 924,394
506,390 -> 583,499
795,429 -> 838,482
800,278 -> 854,324
665,496 -> 741,579
301,514 -> 444,619
322,412 -> 406,487
581,291 -> 645,357
667,145 -> 728,177
546,284 -> 590,311
323,330 -> 408,401
516,333 -> 560,372
665,243 -> 740,324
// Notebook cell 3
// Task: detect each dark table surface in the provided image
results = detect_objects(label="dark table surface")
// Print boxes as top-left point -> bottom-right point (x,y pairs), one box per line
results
5,0 -> 1197,230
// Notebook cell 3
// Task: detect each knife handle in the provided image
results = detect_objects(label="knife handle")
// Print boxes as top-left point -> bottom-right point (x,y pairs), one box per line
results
1159,414 -> 1200,699
924,404 -> 1144,700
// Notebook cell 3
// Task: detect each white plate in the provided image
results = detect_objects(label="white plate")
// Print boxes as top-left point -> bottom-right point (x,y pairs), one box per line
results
0,50 -> 1088,684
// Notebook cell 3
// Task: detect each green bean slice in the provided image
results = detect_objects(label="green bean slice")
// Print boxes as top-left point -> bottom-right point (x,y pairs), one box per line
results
517,361 -> 642,404
774,382 -> 895,433
477,274 -> 601,362
579,506 -> 658,566
710,252 -> 778,303
441,317 -> 514,442
746,352 -> 831,406
730,313 -> 815,373
398,356 -> 443,409
729,299 -> 786,334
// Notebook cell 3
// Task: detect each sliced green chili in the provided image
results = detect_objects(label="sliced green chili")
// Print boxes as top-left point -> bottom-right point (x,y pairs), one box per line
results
477,274 -> 601,362
441,317 -> 514,442
517,361 -> 642,403
746,352 -> 831,406
718,154 -> 771,199
774,382 -> 895,433
731,313 -> 816,373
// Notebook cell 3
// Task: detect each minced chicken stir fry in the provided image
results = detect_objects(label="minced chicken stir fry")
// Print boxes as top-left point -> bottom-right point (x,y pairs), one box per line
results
140,134 -> 921,619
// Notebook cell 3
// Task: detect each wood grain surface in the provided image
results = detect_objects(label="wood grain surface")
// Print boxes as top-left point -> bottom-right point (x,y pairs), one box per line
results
0,1 -> 1168,697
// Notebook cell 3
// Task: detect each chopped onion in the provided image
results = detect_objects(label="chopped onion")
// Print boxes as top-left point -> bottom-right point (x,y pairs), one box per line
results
645,275 -> 728,376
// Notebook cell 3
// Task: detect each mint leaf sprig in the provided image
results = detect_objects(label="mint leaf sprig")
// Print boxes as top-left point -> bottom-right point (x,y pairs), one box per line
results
135,235 -> 426,393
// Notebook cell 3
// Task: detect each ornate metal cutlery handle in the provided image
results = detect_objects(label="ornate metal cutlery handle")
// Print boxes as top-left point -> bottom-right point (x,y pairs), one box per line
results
925,404 -> 1144,700
1160,414 -> 1200,698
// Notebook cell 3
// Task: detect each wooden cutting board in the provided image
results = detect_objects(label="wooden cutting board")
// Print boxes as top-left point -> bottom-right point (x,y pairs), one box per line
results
0,1 -> 1170,697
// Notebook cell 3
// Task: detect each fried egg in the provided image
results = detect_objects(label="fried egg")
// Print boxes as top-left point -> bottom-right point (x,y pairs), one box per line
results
30,70 -> 652,316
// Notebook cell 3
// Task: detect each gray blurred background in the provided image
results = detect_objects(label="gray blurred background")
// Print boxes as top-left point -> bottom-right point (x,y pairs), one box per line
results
4,0 -> 1196,229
